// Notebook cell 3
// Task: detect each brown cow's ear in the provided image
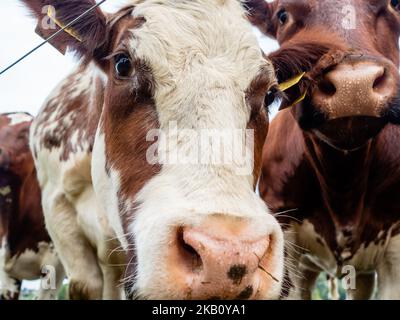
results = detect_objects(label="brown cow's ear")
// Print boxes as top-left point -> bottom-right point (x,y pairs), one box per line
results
21,0 -> 108,60
245,0 -> 277,38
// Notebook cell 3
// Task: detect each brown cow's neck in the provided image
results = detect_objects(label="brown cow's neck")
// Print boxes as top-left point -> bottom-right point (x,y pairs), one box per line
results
0,172 -> 20,245
0,169 -> 50,256
10,168 -> 50,256
304,133 -> 373,227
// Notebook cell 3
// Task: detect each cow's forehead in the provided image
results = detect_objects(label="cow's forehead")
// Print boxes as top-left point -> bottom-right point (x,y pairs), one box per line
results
122,0 -> 268,88
279,0 -> 354,6
279,0 -> 367,14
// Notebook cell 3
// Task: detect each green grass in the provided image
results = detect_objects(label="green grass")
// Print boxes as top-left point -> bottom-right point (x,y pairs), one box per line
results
312,273 -> 347,300
19,283 -> 69,300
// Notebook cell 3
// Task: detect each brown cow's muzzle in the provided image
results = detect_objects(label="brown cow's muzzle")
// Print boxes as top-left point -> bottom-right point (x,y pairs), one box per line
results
167,215 -> 282,300
312,59 -> 397,120
295,57 -> 400,149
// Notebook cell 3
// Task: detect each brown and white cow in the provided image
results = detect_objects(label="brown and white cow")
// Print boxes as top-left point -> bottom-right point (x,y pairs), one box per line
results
22,0 -> 285,299
0,112 -> 64,300
248,0 -> 400,299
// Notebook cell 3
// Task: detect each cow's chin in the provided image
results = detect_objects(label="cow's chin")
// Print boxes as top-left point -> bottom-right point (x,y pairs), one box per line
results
310,116 -> 386,151
293,95 -> 400,151
130,256 -> 283,300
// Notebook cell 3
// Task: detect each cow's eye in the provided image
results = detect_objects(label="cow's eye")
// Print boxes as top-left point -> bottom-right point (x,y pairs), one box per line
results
277,9 -> 288,25
391,0 -> 400,10
114,54 -> 132,77
265,88 -> 280,108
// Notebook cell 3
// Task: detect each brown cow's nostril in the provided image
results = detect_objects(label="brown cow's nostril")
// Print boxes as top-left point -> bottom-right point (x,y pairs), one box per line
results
373,71 -> 386,91
318,79 -> 336,96
177,227 -> 203,273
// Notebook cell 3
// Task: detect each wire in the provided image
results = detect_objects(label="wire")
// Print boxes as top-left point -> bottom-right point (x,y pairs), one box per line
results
0,0 -> 108,77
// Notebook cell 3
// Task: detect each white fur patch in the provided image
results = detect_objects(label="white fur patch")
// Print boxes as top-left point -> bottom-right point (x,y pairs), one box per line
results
0,186 -> 11,196
92,131 -> 128,249
377,233 -> 400,299
7,113 -> 32,126
0,237 -> 19,297
1,239 -> 64,300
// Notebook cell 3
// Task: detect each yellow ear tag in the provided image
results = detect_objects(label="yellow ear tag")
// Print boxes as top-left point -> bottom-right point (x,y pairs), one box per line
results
278,72 -> 306,108
288,90 -> 307,108
278,72 -> 306,92
47,6 -> 82,42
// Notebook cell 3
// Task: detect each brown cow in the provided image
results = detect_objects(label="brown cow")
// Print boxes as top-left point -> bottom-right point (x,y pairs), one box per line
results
22,0 -> 285,299
247,0 -> 400,299
0,112 -> 64,299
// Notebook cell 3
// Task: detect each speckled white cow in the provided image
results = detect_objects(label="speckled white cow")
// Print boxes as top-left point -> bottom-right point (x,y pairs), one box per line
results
23,0 -> 284,299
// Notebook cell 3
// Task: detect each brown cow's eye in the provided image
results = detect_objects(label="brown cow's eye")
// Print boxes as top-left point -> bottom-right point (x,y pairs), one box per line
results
114,54 -> 132,77
391,0 -> 400,10
277,9 -> 288,25
265,88 -> 280,108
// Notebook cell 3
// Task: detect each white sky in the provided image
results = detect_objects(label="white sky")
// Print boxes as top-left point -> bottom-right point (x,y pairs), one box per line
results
0,0 -> 278,116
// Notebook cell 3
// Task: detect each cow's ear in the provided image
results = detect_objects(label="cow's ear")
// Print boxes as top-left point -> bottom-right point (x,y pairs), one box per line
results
245,0 -> 277,38
21,0 -> 107,60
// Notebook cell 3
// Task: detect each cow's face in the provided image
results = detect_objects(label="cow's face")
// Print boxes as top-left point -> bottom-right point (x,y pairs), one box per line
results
0,113 -> 33,177
249,0 -> 400,150
24,0 -> 284,299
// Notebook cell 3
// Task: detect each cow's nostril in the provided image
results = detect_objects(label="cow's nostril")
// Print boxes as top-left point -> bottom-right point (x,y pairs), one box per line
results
318,79 -> 336,96
177,228 -> 203,273
373,71 -> 386,90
